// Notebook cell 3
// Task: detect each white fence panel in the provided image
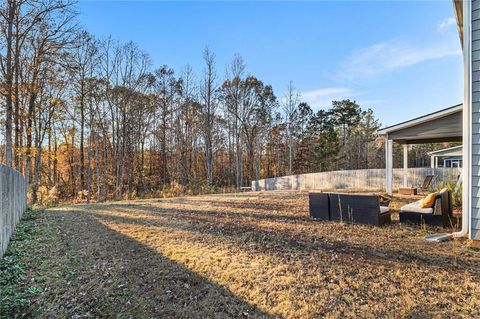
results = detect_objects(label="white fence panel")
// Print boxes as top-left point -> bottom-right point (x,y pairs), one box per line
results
0,164 -> 27,258
252,167 -> 460,192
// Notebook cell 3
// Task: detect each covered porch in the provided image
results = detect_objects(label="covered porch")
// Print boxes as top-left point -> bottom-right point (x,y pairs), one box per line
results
378,104 -> 462,195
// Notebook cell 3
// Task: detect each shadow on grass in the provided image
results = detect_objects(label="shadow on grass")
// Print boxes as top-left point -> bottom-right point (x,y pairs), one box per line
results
180,199 -> 297,212
98,202 -> 307,223
34,210 -> 272,318
83,203 -> 480,275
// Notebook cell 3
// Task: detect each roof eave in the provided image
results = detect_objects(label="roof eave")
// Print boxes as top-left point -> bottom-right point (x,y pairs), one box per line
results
453,0 -> 463,47
427,145 -> 463,156
377,104 -> 462,135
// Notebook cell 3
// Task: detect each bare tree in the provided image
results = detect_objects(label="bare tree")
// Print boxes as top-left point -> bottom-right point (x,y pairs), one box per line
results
0,0 -> 16,167
0,2 -> 387,204
221,54 -> 246,188
282,81 -> 300,175
199,47 -> 218,185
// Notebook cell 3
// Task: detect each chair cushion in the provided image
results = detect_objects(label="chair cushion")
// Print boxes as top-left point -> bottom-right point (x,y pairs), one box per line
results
401,200 -> 434,214
439,187 -> 449,194
420,192 -> 437,208
380,206 -> 390,214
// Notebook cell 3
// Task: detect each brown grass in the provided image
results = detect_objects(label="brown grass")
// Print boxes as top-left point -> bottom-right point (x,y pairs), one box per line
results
5,191 -> 480,318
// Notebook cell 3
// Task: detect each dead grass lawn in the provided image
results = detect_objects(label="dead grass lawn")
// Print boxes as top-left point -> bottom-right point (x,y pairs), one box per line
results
3,191 -> 480,318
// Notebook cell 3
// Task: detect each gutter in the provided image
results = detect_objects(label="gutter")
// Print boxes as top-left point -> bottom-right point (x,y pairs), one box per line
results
453,0 -> 471,239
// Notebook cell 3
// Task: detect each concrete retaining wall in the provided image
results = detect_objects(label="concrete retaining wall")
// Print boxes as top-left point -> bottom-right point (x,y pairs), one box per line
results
252,167 -> 460,192
0,164 -> 27,258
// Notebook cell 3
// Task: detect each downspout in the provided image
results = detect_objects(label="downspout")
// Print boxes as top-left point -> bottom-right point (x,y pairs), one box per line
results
453,0 -> 470,238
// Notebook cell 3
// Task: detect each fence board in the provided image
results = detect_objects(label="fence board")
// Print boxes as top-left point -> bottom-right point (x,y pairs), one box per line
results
252,168 -> 460,192
0,164 -> 27,258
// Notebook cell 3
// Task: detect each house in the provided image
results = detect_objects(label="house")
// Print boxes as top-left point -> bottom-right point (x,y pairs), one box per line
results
455,0 -> 479,240
378,1 -> 479,241
428,145 -> 463,168
378,104 -> 462,193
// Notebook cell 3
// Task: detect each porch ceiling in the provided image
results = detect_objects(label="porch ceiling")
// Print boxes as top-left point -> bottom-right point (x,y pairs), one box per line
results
377,104 -> 462,144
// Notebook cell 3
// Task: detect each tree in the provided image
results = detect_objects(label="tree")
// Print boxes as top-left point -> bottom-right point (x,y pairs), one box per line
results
309,109 -> 339,171
282,81 -> 300,175
330,99 -> 361,169
199,47 -> 218,186
176,64 -> 199,185
0,0 -> 16,167
292,102 -> 315,174
154,65 -> 178,186
71,31 -> 98,198
1,2 -> 391,203
356,108 -> 381,169
221,54 -> 246,188
21,0 -> 77,202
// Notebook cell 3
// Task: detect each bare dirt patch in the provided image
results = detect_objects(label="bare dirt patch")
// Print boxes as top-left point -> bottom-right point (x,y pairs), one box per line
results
2,191 -> 480,318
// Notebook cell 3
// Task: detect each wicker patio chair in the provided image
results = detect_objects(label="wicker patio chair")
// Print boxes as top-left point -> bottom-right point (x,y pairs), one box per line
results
399,189 -> 453,227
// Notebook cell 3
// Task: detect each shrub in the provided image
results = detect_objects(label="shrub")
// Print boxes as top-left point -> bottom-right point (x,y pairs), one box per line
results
161,180 -> 186,198
160,180 -> 219,198
36,186 -> 59,207
437,181 -> 462,208
201,182 -> 218,194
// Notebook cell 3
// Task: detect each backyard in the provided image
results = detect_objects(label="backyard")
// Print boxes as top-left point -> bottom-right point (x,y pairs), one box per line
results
1,191 -> 480,318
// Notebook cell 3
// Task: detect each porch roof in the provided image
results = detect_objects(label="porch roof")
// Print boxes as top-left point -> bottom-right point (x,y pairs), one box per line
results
428,145 -> 463,157
377,104 -> 462,144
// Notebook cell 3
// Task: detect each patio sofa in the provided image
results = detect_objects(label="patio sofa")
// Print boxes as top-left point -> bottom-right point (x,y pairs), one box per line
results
309,192 -> 391,226
308,192 -> 330,221
399,189 -> 453,226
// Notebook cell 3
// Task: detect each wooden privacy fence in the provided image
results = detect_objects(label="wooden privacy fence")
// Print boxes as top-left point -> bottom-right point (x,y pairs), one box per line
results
0,164 -> 27,258
252,167 -> 461,192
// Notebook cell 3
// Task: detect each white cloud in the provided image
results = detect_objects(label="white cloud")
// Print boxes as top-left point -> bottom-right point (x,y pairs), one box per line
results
300,87 -> 351,109
437,16 -> 457,32
304,18 -> 460,111
302,87 -> 350,101
335,38 -> 461,82
300,87 -> 387,109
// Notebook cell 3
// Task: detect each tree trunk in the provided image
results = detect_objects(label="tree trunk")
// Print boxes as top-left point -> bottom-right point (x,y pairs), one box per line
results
80,84 -> 85,191
205,132 -> 213,185
14,39 -> 21,170
4,1 -> 15,167
31,143 -> 42,204
53,134 -> 58,185
25,90 -> 36,186
86,130 -> 92,204
94,131 -> 101,201
102,132 -> 108,201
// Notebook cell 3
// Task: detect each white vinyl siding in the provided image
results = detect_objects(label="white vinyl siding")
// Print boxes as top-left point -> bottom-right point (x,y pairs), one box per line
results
472,0 -> 480,240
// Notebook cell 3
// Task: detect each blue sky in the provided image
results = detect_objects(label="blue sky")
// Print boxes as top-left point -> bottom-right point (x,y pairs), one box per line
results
77,1 -> 463,126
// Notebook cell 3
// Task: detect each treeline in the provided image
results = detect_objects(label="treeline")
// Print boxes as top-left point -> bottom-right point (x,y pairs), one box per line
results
0,0 -> 428,203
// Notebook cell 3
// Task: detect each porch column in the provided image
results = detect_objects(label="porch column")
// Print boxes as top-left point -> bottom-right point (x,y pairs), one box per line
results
403,144 -> 408,187
386,138 -> 393,195
431,155 -> 435,168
